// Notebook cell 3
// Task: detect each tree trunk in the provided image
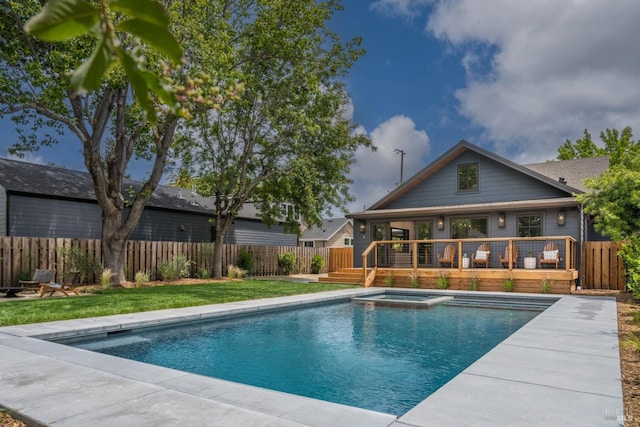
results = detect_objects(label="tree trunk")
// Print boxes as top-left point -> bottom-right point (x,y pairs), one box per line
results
212,214 -> 233,278
101,214 -> 128,285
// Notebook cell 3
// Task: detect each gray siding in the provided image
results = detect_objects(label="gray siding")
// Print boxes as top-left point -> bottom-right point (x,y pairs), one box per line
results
130,209 -> 213,242
0,185 -> 6,236
227,219 -> 297,246
387,151 -> 569,209
9,195 -> 102,238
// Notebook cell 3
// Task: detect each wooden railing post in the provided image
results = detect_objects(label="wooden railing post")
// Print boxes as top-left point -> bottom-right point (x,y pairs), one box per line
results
458,240 -> 463,271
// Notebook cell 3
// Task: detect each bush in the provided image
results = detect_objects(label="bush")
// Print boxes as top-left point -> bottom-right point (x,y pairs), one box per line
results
56,246 -> 100,283
197,267 -> 211,279
437,271 -> 448,289
134,271 -> 150,288
504,277 -> 514,292
101,268 -> 115,289
278,252 -> 296,275
227,264 -> 247,279
310,254 -> 324,274
237,249 -> 255,275
159,253 -> 192,281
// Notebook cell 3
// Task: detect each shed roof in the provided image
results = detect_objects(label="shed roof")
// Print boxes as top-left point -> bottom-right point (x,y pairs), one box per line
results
300,217 -> 352,241
0,157 -> 214,215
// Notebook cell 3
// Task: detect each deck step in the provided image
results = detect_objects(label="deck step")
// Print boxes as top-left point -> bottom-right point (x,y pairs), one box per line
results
319,270 -> 363,285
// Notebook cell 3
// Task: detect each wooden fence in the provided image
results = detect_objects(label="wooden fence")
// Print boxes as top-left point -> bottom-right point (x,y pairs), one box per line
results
0,236 -> 333,285
582,241 -> 625,290
328,247 -> 353,272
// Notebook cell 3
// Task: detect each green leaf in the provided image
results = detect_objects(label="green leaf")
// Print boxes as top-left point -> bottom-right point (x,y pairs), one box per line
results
110,0 -> 169,27
70,36 -> 112,93
117,19 -> 183,64
24,0 -> 99,41
139,70 -> 177,108
117,47 -> 156,123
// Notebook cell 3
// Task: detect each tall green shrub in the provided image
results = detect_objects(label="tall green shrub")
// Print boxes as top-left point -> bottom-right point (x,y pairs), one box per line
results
56,246 -> 100,283
278,252 -> 296,275
237,249 -> 255,275
159,253 -> 192,281
310,254 -> 324,274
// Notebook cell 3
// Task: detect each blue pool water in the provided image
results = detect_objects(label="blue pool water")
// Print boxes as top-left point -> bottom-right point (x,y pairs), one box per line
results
70,300 -> 542,416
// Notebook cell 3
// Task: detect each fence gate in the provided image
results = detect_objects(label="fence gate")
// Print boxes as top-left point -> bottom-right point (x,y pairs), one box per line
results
582,241 -> 625,290
329,247 -> 353,272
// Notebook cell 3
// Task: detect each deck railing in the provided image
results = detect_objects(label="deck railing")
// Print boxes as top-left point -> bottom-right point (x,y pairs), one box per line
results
362,236 -> 577,287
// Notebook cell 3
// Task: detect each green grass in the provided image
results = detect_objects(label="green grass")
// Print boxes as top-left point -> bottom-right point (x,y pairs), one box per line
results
0,281 -> 357,326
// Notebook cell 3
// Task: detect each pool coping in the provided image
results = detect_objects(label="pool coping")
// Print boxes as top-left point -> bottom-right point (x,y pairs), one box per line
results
0,288 -> 624,426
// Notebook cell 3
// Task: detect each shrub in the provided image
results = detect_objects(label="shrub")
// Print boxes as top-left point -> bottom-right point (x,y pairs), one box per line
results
437,271 -> 449,289
159,253 -> 192,281
56,246 -> 100,283
504,277 -> 514,292
470,272 -> 479,291
101,268 -> 115,289
541,277 -> 551,294
237,249 -> 255,275
134,271 -> 150,288
197,267 -> 211,279
227,264 -> 247,279
310,254 -> 324,274
409,270 -> 419,288
278,252 -> 296,275
384,271 -> 393,286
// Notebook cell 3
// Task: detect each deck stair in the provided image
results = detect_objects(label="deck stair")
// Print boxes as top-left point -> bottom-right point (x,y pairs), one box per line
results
319,268 -> 363,285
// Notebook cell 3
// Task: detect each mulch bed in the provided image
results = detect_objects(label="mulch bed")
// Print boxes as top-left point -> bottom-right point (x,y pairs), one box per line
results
2,289 -> 640,426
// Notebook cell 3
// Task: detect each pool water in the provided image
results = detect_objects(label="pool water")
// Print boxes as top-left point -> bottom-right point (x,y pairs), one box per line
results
71,301 -> 541,416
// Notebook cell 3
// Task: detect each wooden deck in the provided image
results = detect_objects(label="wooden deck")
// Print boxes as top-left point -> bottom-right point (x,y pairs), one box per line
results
321,236 -> 579,294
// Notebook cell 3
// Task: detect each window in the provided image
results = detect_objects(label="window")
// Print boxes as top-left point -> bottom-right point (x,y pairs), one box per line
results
450,218 -> 487,239
343,238 -> 353,246
303,241 -> 314,247
280,203 -> 301,221
517,215 -> 542,237
457,163 -> 479,192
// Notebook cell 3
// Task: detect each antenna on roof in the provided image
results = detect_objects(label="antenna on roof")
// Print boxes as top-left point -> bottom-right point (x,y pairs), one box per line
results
191,184 -> 197,195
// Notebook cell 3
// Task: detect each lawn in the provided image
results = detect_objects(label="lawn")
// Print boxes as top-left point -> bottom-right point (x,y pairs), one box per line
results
0,280 -> 357,326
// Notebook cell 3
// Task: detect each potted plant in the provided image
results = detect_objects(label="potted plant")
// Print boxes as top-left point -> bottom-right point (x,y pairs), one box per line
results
462,253 -> 470,268
524,250 -> 536,269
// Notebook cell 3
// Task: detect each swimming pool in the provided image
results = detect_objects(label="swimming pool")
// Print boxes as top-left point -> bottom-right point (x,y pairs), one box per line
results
63,293 -> 552,416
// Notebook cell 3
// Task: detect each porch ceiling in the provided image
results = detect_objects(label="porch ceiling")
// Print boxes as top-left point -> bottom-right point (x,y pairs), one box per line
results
349,197 -> 578,220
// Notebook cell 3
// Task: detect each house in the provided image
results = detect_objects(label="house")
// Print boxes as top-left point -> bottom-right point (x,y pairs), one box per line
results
0,157 -> 297,245
345,140 -> 610,290
299,218 -> 353,248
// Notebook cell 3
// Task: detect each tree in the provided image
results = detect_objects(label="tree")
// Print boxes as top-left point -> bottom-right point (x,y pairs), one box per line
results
557,126 -> 637,162
0,1 -> 225,284
172,0 -> 371,278
574,128 -> 640,296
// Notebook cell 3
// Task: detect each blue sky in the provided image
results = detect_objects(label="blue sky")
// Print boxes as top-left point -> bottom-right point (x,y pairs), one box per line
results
2,0 -> 640,216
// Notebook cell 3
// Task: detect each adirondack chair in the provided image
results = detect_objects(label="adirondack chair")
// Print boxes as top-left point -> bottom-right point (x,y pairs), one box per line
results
538,242 -> 560,269
19,268 -> 56,289
499,243 -> 519,268
471,243 -> 491,268
437,244 -> 456,267
39,271 -> 81,298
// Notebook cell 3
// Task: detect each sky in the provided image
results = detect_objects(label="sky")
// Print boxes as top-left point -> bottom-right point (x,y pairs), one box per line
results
2,0 -> 640,217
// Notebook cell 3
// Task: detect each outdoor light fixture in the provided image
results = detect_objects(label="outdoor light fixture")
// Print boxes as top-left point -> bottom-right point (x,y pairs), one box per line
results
437,216 -> 445,230
498,213 -> 505,228
557,211 -> 565,226
359,222 -> 366,234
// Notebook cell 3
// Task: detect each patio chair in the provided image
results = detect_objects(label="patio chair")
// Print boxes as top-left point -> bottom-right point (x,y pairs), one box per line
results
437,244 -> 456,267
499,243 -> 519,268
39,271 -> 81,298
18,268 -> 56,289
471,243 -> 491,268
538,242 -> 560,269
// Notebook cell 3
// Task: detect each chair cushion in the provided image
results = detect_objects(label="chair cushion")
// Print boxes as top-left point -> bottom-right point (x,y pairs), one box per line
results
475,250 -> 490,260
543,250 -> 558,260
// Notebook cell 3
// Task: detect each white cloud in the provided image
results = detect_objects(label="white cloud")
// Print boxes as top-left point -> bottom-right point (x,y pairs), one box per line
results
348,115 -> 430,212
6,152 -> 44,164
370,0 -> 431,19
426,0 -> 640,162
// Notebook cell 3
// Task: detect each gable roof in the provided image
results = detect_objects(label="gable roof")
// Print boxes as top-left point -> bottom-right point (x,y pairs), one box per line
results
524,156 -> 609,192
300,217 -> 352,242
0,157 -> 216,215
367,140 -> 583,211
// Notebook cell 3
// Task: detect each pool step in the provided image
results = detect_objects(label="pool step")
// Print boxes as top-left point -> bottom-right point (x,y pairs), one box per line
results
443,297 -> 554,311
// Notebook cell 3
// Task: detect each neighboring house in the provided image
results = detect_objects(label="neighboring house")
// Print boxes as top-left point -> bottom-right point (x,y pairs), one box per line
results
299,218 -> 353,248
348,140 -> 609,272
0,158 -> 297,245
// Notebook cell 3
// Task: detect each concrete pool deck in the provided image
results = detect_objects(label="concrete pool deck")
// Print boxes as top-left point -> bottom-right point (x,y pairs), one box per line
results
0,288 -> 623,426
